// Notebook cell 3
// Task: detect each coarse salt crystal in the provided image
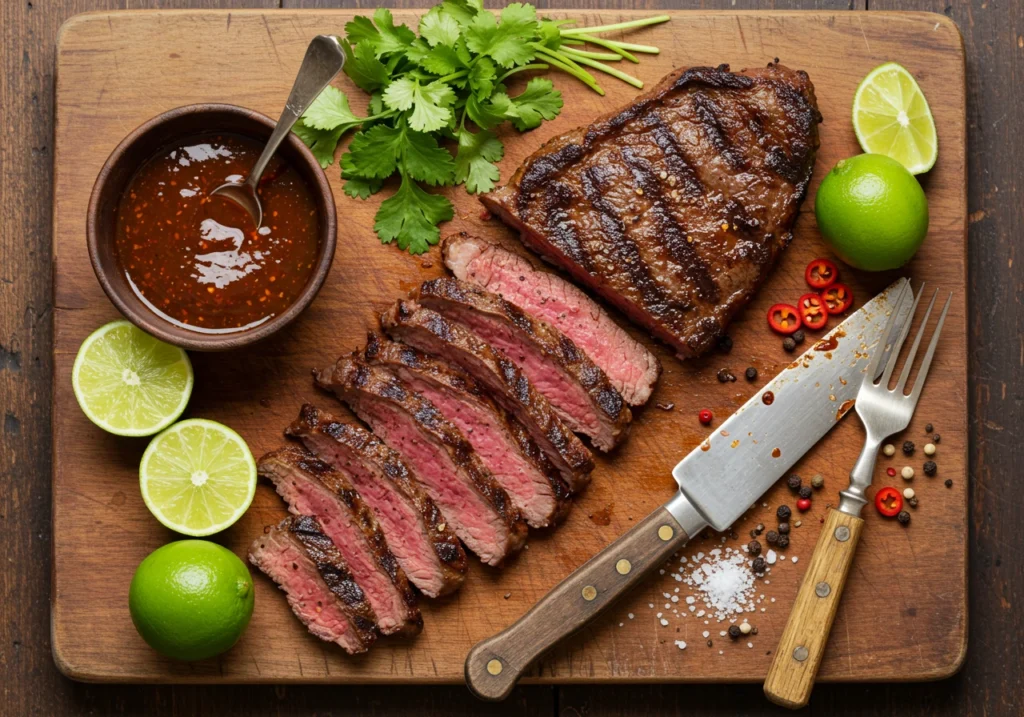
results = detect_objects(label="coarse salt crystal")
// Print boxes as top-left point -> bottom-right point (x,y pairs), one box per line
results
686,596 -> 696,605
628,613 -> 634,619
660,618 -> 669,626
747,642 -> 753,648
674,640 -> 687,650
766,550 -> 777,565
792,556 -> 799,563
702,631 -> 710,638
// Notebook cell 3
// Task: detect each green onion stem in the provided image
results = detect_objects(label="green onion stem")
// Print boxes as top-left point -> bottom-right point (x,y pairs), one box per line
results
561,46 -> 623,62
533,46 -> 605,95
497,63 -> 551,83
560,15 -> 670,37
560,52 -> 644,89
567,33 -> 658,54
563,34 -> 639,62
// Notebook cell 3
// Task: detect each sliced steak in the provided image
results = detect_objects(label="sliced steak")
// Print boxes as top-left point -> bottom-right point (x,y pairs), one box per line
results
380,300 -> 594,491
442,232 -> 661,406
286,404 -> 467,598
258,446 -> 422,636
481,63 -> 821,358
413,277 -> 631,451
315,358 -> 528,566
249,515 -> 378,654
362,332 -> 571,528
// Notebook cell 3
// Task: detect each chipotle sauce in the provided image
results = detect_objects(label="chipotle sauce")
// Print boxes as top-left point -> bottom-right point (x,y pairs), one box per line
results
114,133 -> 320,333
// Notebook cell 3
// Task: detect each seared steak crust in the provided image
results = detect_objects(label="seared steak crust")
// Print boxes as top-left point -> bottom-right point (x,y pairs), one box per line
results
482,63 -> 821,358
287,404 -> 467,597
363,332 -> 571,528
381,299 -> 594,491
413,278 -> 631,451
442,232 -> 661,406
316,357 -> 528,566
258,446 -> 422,636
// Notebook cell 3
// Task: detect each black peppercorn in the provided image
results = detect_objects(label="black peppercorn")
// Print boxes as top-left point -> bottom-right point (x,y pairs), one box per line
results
778,522 -> 790,535
798,485 -> 813,499
777,505 -> 792,520
752,556 -> 766,573
792,329 -> 806,344
933,434 -> 941,444
745,366 -> 758,381
717,368 -> 737,383
925,423 -> 933,433
908,496 -> 919,508
902,440 -> 915,455
897,510 -> 911,525
787,474 -> 802,491
923,460 -> 937,476
945,479 -> 953,488
728,625 -> 742,639
707,639 -> 714,647
765,530 -> 779,545
782,337 -> 797,352
718,335 -> 733,353
747,540 -> 762,556
777,535 -> 790,549
755,523 -> 765,535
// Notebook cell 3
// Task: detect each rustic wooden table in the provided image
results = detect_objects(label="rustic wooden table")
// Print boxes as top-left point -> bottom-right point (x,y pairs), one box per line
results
1,0 -> 1019,715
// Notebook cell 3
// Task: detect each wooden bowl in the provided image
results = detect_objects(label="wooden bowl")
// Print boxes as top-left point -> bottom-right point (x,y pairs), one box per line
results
87,103 -> 337,351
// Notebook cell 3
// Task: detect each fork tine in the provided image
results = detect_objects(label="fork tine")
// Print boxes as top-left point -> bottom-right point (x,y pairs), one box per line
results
896,289 -> 939,392
881,284 -> 924,385
909,292 -> 953,405
865,280 -> 913,381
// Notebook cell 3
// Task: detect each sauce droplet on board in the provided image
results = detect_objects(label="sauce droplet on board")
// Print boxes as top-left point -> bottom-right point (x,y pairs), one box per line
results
771,447 -> 782,458
762,391 -> 775,405
815,335 -> 840,352
836,399 -> 856,421
589,504 -> 614,526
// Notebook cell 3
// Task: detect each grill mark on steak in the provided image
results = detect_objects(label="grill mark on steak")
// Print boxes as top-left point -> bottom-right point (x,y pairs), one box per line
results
412,278 -> 631,451
316,357 -> 527,566
258,446 -> 422,636
517,144 -> 585,207
541,182 -> 591,269
643,115 -> 706,200
691,91 -> 745,170
286,404 -> 467,597
381,300 -> 594,491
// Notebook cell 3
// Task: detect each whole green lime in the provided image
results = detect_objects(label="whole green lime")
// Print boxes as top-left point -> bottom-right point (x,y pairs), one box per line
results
129,540 -> 254,661
815,153 -> 929,271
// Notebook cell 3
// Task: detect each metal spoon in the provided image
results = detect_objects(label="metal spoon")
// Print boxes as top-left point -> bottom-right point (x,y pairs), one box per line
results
211,35 -> 345,228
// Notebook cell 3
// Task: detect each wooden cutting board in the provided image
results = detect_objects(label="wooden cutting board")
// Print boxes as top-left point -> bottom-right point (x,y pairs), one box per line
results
52,9 -> 967,684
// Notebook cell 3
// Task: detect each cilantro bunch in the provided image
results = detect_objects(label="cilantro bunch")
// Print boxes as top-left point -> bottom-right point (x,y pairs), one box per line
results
294,1 -> 669,254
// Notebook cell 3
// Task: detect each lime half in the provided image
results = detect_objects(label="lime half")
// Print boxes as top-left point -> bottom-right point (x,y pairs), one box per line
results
853,62 -> 937,175
72,320 -> 193,436
140,419 -> 257,536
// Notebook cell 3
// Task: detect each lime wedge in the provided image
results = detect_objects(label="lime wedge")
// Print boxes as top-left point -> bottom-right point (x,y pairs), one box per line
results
140,419 -> 257,536
853,62 -> 937,175
72,320 -> 193,437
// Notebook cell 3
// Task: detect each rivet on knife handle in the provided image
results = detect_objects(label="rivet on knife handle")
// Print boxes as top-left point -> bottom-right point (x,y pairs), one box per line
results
763,508 -> 864,709
464,507 -> 690,701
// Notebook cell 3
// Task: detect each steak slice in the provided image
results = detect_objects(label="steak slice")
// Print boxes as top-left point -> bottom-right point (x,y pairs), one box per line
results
258,446 -> 422,636
412,278 -> 631,451
442,232 -> 662,406
481,63 -> 821,358
315,358 -> 528,566
249,515 -> 378,654
286,404 -> 467,598
362,332 -> 571,528
380,300 -> 594,492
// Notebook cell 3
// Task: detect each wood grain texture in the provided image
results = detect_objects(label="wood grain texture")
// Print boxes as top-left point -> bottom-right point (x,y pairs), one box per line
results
50,8 -> 968,685
5,0 -> 1021,714
763,508 -> 865,709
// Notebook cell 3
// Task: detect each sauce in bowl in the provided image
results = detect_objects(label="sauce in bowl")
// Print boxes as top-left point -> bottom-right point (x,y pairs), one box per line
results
114,133 -> 320,334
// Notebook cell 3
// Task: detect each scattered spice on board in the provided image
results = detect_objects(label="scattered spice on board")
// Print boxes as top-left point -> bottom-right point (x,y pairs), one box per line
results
747,540 -> 762,556
657,402 -> 675,411
811,474 -> 824,489
792,329 -> 806,345
897,510 -> 911,525
945,479 -> 953,488
717,368 -> 737,383
782,337 -> 797,353
924,461 -> 937,476
777,505 -> 792,521
902,466 -> 915,480
798,485 -> 812,500
902,440 -> 916,455
778,522 -> 790,535
777,535 -> 790,549
766,530 -> 779,545
745,367 -> 758,381
933,434 -> 941,444
925,423 -> 934,433
883,443 -> 896,457
787,474 -> 802,491
924,443 -> 936,456
887,467 -> 897,477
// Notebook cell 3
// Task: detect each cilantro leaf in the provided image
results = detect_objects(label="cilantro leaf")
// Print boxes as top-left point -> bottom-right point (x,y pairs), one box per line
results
382,78 -> 455,133
343,39 -> 390,93
465,92 -> 509,130
505,77 -> 563,130
402,130 -> 456,186
468,56 -> 496,99
292,120 -> 342,168
344,125 -> 404,179
344,16 -> 380,46
374,173 -> 454,254
419,6 -> 461,47
454,128 -> 503,193
301,85 -> 365,133
414,41 -> 463,76
342,174 -> 383,200
441,0 -> 483,28
372,8 -> 416,57
464,7 -> 537,68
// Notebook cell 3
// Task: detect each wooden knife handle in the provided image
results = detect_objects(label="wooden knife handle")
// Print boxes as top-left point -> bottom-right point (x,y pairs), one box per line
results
764,508 -> 865,709
465,507 -> 690,701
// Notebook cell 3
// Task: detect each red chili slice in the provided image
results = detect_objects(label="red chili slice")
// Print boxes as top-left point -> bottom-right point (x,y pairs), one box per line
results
874,486 -> 903,517
821,283 -> 854,315
797,293 -> 828,331
767,304 -> 802,335
805,258 -> 839,289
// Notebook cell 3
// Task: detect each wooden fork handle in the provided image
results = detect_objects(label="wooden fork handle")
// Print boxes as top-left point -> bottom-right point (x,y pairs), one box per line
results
764,508 -> 865,709
465,507 -> 690,701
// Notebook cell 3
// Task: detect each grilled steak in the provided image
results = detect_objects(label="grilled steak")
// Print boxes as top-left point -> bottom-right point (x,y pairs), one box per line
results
443,232 -> 662,406
249,515 -> 378,654
412,278 -> 631,451
362,332 -> 571,528
258,446 -> 422,636
481,63 -> 821,358
381,300 -> 594,491
316,357 -> 528,566
286,404 -> 467,598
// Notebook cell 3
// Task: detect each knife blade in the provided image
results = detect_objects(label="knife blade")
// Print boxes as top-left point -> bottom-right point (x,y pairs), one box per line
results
465,279 -> 909,701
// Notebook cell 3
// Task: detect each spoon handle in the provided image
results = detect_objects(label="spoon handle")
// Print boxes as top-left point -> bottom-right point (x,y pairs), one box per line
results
248,35 -> 346,188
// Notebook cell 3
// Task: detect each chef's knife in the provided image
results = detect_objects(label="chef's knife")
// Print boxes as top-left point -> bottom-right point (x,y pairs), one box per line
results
464,279 -> 911,701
